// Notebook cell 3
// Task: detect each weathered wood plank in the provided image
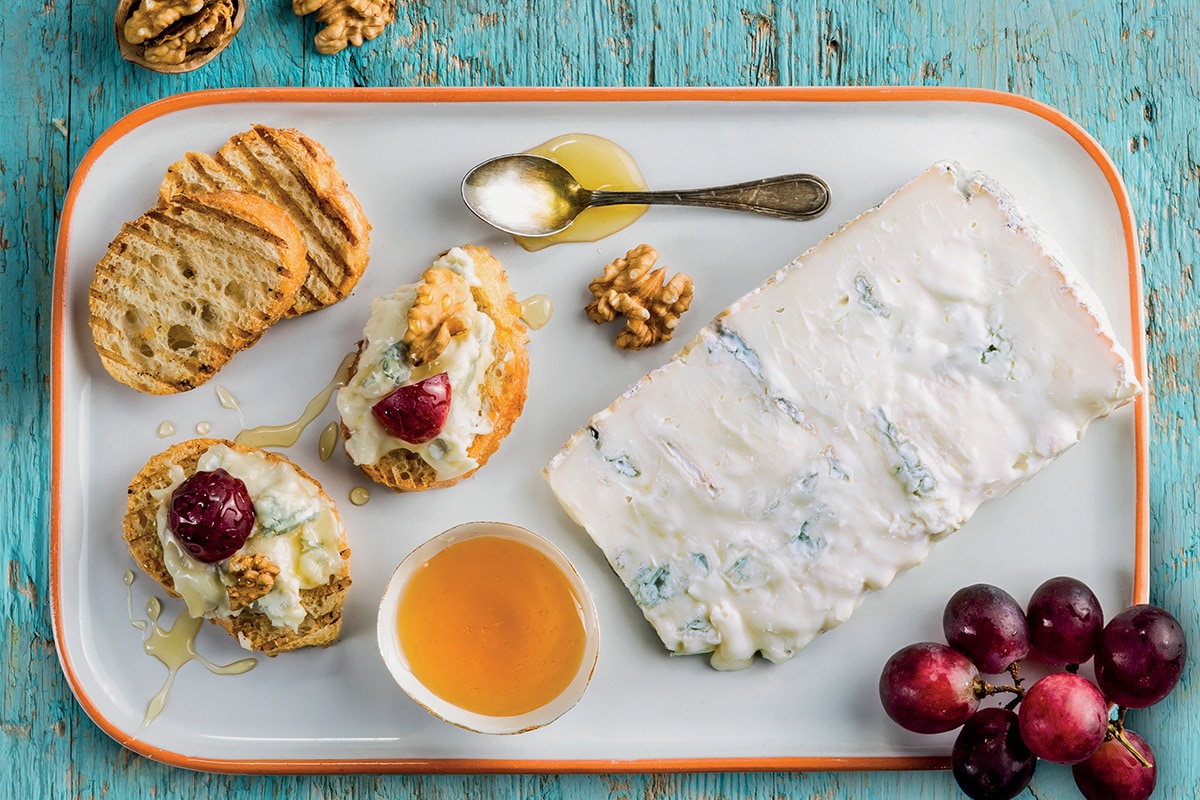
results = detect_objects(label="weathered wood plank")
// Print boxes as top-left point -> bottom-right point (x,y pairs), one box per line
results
2,0 -> 73,798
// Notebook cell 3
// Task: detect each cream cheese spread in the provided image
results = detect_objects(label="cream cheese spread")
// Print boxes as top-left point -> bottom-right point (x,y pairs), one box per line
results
153,443 -> 346,633
544,162 -> 1141,671
336,247 -> 496,481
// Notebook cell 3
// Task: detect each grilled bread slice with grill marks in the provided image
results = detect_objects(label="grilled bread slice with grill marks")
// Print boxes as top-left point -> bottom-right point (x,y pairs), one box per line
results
159,125 -> 371,317
88,190 -> 307,395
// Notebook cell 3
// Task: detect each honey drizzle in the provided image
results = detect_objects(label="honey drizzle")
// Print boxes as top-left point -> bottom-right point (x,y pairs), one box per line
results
318,421 -> 340,461
156,420 -> 176,438
234,353 -> 356,449
215,385 -> 245,430
124,570 -> 256,729
215,385 -> 239,410
519,294 -> 554,331
124,569 -> 146,631
349,486 -> 371,506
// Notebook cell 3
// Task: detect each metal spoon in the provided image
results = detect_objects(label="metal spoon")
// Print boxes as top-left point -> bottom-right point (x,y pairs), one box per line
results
461,154 -> 831,237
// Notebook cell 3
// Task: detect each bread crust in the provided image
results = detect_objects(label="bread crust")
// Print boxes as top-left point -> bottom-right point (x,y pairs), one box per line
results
89,190 -> 307,394
345,244 -> 530,491
124,438 -> 352,655
159,124 -> 372,317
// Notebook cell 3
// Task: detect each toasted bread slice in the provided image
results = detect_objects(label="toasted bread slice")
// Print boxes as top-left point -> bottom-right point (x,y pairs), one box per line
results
159,125 -> 372,317
89,191 -> 307,395
342,244 -> 530,491
124,438 -> 352,655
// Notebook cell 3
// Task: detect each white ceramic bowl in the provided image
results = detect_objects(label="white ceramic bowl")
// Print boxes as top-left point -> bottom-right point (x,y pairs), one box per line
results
377,521 -> 600,735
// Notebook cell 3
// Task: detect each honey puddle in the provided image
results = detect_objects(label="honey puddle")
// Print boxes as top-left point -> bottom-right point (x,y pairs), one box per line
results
233,353 -> 357,449
520,294 -> 554,331
515,133 -> 648,251
124,570 -> 256,729
349,486 -> 371,506
156,420 -> 175,438
318,421 -> 340,461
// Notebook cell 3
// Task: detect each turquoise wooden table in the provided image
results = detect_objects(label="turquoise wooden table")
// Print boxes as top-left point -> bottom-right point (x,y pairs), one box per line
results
4,1 -> 1196,797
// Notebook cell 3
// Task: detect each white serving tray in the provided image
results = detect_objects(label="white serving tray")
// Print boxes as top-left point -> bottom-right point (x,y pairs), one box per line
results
51,87 -> 1148,773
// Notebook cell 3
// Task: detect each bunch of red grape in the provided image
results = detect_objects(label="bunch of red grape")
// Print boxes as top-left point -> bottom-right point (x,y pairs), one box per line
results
878,577 -> 1187,800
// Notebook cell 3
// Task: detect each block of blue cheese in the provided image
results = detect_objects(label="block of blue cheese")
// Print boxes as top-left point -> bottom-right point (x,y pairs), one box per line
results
543,161 -> 1141,671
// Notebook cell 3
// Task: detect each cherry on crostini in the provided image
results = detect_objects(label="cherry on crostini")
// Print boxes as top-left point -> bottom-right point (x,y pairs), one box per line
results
372,372 -> 452,444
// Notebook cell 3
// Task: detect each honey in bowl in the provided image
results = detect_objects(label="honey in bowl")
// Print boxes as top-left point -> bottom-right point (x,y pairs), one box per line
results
399,535 -> 585,716
378,521 -> 599,734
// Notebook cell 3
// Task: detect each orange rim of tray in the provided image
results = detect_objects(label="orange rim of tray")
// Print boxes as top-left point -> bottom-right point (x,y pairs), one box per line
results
50,85 -> 1150,775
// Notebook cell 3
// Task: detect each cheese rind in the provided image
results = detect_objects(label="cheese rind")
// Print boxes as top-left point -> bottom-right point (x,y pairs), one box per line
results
544,162 -> 1141,671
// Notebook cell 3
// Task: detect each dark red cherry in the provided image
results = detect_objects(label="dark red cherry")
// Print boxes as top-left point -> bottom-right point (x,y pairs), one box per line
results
372,372 -> 451,444
168,468 -> 255,563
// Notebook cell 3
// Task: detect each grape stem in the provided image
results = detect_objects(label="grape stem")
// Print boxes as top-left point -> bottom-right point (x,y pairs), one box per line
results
970,661 -> 1028,709
1109,709 -> 1152,768
1006,660 -> 1025,687
973,678 -> 1025,703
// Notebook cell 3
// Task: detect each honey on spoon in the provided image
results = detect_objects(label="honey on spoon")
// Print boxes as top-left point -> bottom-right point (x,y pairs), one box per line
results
462,150 -> 831,238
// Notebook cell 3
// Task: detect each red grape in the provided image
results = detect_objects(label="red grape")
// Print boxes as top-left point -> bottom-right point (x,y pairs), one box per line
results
879,642 -> 982,734
1026,576 -> 1104,667
943,583 -> 1030,674
372,372 -> 451,444
168,468 -> 255,563
1017,672 -> 1109,764
1094,604 -> 1186,708
951,707 -> 1037,800
1072,728 -> 1156,800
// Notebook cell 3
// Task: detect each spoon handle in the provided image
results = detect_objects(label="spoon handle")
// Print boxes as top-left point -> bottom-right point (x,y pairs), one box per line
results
586,173 -> 831,220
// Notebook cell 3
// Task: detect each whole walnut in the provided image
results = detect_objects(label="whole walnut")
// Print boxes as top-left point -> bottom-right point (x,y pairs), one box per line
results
587,244 -> 694,350
292,0 -> 397,55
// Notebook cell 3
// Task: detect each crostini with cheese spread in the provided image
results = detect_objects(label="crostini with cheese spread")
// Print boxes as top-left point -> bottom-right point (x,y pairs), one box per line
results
336,245 -> 530,491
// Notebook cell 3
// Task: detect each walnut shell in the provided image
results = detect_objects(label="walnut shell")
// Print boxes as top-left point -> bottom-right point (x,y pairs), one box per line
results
115,0 -> 245,74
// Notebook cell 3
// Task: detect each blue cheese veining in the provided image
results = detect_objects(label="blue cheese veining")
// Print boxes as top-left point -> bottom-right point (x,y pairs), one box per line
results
337,247 -> 496,481
152,443 -> 347,633
544,162 -> 1141,671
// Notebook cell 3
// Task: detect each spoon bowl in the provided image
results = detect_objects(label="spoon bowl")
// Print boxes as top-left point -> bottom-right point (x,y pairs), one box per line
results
462,154 -> 831,237
462,155 -> 587,237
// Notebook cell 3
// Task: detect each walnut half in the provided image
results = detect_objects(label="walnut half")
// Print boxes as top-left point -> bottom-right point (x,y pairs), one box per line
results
586,244 -> 694,350
115,0 -> 243,73
404,266 -> 473,367
123,0 -> 205,43
292,0 -> 397,55
226,553 -> 281,612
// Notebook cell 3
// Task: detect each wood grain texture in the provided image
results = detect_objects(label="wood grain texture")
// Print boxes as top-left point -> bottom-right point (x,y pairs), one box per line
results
3,0 -> 1196,797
